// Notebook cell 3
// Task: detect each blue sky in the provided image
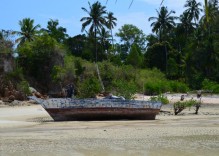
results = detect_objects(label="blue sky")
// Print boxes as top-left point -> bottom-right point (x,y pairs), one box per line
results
1,0 -> 203,41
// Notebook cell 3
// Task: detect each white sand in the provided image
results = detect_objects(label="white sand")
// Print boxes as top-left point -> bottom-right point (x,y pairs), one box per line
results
0,95 -> 219,156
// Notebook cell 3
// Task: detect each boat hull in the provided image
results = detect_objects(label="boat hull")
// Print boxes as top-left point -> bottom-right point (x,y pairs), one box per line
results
45,107 -> 160,121
28,96 -> 162,121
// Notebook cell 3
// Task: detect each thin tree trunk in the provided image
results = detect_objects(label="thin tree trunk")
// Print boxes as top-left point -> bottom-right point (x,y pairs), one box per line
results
205,0 -> 209,23
111,28 -> 114,54
95,63 -> 105,92
95,27 -> 97,62
94,26 -> 105,92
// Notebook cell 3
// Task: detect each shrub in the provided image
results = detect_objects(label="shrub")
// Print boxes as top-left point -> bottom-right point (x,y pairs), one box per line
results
6,67 -> 24,81
169,81 -> 189,93
150,94 -> 169,104
144,79 -> 170,95
78,77 -> 101,98
173,99 -> 200,115
17,80 -> 31,95
112,80 -> 137,99
202,79 -> 219,93
144,79 -> 189,95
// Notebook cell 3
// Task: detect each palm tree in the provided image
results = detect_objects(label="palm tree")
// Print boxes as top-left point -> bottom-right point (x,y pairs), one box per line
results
178,12 -> 196,37
97,27 -> 111,58
46,19 -> 68,43
80,1 -> 107,62
15,18 -> 40,46
148,6 -> 177,41
201,0 -> 219,26
184,0 -> 202,24
106,12 -> 117,49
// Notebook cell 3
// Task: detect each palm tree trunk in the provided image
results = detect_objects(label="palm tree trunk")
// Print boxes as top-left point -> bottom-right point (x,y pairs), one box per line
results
94,26 -> 105,92
95,27 -> 97,62
165,44 -> 168,75
205,0 -> 209,23
110,28 -> 114,54
95,63 -> 105,92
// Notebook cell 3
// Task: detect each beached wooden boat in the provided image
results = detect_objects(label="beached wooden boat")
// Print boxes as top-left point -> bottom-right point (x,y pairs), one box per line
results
29,96 -> 162,121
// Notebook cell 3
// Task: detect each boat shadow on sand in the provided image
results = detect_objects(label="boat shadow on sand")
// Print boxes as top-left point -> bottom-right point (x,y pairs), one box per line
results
27,117 -> 54,123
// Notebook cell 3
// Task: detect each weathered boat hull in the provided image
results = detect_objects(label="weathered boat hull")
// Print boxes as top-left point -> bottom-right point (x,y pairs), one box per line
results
28,96 -> 162,121
45,107 -> 160,121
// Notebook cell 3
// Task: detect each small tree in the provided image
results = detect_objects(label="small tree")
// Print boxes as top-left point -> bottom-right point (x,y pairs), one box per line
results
126,44 -> 143,67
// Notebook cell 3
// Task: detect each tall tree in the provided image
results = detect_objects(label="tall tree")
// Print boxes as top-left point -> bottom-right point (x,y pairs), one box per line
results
178,12 -> 196,37
184,0 -> 202,24
80,1 -> 107,62
14,18 -> 40,46
106,12 -> 117,48
126,44 -> 143,68
65,34 -> 87,58
97,27 -> 111,58
201,0 -> 219,26
148,6 -> 177,41
116,24 -> 146,51
45,19 -> 68,43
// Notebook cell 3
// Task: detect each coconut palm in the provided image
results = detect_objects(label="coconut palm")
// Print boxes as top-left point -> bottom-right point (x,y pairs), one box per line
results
201,0 -> 219,25
46,19 -> 68,43
148,6 -> 178,41
184,0 -> 202,24
97,27 -> 111,56
106,12 -> 117,48
178,12 -> 196,37
80,1 -> 107,62
15,18 -> 40,46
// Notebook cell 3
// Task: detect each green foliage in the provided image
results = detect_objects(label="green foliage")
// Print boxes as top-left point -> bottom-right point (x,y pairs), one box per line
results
115,65 -> 136,81
144,79 -> 170,95
17,80 -> 31,95
144,79 -> 189,95
18,34 -> 64,78
202,79 -> 219,93
75,59 -> 85,77
148,6 -> 177,41
46,19 -> 68,43
15,18 -> 40,46
169,81 -> 189,93
51,65 -> 66,82
126,44 -> 143,67
6,67 -> 24,81
116,24 -> 147,51
78,77 -> 101,98
17,34 -> 65,92
150,94 -> 169,104
144,42 -> 167,72
98,61 -> 116,91
0,39 -> 13,54
112,80 -> 137,99
173,99 -> 200,115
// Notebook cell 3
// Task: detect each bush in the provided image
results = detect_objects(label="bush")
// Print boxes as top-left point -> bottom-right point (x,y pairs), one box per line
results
144,79 -> 170,95
6,67 -> 24,81
112,80 -> 137,99
173,99 -> 200,115
78,77 -> 101,98
169,81 -> 189,93
150,94 -> 169,104
202,79 -> 219,93
17,80 -> 31,95
144,79 -> 189,95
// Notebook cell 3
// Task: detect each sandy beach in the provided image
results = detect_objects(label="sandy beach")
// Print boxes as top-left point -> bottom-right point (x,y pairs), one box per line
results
0,94 -> 219,156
